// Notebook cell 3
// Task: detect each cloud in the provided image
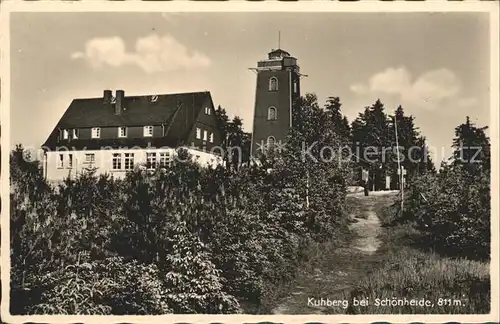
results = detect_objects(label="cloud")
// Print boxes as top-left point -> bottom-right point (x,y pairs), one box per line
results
71,34 -> 211,73
350,67 -> 475,110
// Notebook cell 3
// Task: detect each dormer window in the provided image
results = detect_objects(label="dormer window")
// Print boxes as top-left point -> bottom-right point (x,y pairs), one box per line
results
268,106 -> 277,120
269,77 -> 278,91
91,127 -> 101,139
62,129 -> 69,140
204,106 -> 211,115
151,95 -> 158,103
118,126 -> 127,138
72,129 -> 79,139
143,125 -> 153,137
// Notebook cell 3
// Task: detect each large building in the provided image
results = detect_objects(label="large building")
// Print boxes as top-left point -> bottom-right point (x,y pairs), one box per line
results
250,48 -> 303,157
42,90 -> 222,181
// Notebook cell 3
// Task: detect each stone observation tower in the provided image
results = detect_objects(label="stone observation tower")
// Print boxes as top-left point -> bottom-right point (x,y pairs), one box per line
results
250,45 -> 305,157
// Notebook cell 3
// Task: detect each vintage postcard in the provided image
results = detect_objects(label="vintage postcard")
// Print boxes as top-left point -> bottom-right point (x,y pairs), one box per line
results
1,1 -> 499,323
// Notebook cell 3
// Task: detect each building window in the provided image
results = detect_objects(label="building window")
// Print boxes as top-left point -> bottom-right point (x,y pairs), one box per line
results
151,95 -> 158,103
294,81 -> 298,93
62,129 -> 69,140
112,153 -> 122,170
91,127 -> 101,139
146,152 -> 157,170
159,152 -> 170,167
209,132 -> 214,143
267,136 -> 276,150
204,106 -> 211,115
57,154 -> 64,168
269,77 -> 278,91
72,129 -> 79,139
268,107 -> 277,120
144,126 -> 154,137
68,154 -> 73,169
196,127 -> 201,139
203,130 -> 208,141
118,126 -> 128,138
124,153 -> 134,170
84,153 -> 95,165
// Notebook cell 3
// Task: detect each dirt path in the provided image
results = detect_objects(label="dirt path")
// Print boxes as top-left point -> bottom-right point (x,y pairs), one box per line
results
271,191 -> 397,315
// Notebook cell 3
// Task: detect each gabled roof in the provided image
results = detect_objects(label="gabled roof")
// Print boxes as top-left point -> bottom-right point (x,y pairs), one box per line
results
57,91 -> 210,128
43,91 -> 215,149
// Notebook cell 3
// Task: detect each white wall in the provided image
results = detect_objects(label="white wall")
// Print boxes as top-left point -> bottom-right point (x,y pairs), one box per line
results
44,147 -> 223,181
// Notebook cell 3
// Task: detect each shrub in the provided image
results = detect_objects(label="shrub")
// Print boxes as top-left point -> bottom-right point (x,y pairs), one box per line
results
10,141 -> 350,314
28,256 -> 170,315
161,223 -> 241,314
399,164 -> 490,260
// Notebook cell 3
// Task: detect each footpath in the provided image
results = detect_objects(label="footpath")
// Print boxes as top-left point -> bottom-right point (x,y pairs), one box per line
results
271,191 -> 397,315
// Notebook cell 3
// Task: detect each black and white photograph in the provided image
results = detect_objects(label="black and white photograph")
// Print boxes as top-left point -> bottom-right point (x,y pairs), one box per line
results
1,2 -> 499,323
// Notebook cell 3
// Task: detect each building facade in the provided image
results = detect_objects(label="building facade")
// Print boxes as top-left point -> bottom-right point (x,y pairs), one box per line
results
250,48 -> 302,157
42,90 -> 223,181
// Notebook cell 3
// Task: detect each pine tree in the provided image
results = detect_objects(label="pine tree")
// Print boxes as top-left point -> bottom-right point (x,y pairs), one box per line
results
388,106 -> 421,179
325,96 -> 351,144
351,100 -> 391,190
451,116 -> 490,173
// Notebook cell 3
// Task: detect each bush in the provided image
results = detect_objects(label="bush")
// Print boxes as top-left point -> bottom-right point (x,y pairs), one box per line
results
161,223 -> 241,314
27,256 -> 170,315
10,141 -> 350,314
398,164 -> 490,260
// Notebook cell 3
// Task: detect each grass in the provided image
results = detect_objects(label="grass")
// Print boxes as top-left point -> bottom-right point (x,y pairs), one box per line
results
346,247 -> 490,314
345,220 -> 491,314
255,227 -> 358,314
258,192 -> 491,315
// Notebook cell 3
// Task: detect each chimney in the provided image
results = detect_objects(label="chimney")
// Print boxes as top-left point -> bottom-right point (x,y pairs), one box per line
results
103,89 -> 112,104
115,90 -> 124,115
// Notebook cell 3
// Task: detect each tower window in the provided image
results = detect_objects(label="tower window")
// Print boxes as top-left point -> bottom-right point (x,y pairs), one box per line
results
267,136 -> 276,150
294,81 -> 298,93
267,107 -> 277,121
269,77 -> 279,91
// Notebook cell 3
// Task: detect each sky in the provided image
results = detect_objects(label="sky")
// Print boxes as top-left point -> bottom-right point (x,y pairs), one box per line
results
9,11 -> 491,165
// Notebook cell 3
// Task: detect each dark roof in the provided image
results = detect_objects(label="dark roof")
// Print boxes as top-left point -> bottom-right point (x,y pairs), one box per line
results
268,48 -> 291,59
43,91 -> 215,149
57,91 -> 210,128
